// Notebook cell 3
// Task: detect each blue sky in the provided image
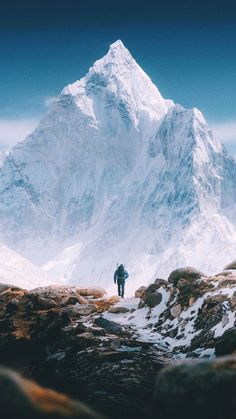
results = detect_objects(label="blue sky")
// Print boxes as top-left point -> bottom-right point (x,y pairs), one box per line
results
1,0 -> 236,153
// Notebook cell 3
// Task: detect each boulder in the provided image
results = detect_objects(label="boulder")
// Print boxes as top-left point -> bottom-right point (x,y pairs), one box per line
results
145,291 -> 162,308
154,278 -> 167,288
108,306 -> 130,314
93,295 -> 120,312
0,367 -> 101,418
168,267 -> 206,287
75,287 -> 106,298
135,286 -> 146,299
224,259 -> 236,270
140,283 -> 163,308
151,356 -> 236,419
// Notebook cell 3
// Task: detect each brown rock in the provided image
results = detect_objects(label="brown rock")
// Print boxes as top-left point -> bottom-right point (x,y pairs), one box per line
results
0,367 -> 101,418
75,287 -> 106,298
168,267 -> 206,287
135,286 -> 147,299
154,278 -> 167,288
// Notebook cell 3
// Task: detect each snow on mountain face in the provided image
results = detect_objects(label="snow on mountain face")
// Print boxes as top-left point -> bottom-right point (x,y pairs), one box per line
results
0,243 -> 51,290
0,40 -> 236,291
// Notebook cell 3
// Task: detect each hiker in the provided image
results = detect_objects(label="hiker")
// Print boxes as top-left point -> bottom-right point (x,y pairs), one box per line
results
114,264 -> 129,298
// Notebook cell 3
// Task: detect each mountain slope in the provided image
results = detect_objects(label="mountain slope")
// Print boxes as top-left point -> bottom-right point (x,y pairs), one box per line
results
0,40 -> 236,290
0,243 -> 51,289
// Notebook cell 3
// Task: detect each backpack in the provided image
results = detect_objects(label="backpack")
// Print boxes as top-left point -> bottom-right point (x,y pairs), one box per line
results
117,264 -> 125,278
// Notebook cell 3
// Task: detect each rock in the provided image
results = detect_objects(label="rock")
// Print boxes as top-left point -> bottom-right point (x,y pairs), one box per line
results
93,295 -> 120,312
108,306 -> 130,314
154,278 -> 167,288
63,304 -> 97,317
231,291 -> 236,309
168,267 -> 206,287
140,283 -> 163,308
135,286 -> 146,299
151,356 -> 236,419
189,297 -> 195,306
94,317 -> 125,335
5,298 -> 20,313
0,367 -> 101,418
60,296 -> 87,306
76,287 -> 106,299
138,299 -> 145,309
224,259 -> 236,270
215,327 -> 236,356
145,291 -> 162,308
0,283 -> 23,294
170,304 -> 182,318
34,296 -> 58,310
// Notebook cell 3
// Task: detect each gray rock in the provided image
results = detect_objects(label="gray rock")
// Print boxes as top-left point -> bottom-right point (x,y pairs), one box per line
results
108,306 -> 130,314
154,278 -> 167,288
215,327 -> 236,356
63,304 -> 96,317
94,317 -> 125,335
145,291 -> 162,308
151,356 -> 236,419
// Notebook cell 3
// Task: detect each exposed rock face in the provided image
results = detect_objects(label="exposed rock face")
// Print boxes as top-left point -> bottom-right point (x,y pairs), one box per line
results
0,367 -> 101,419
151,356 -> 236,419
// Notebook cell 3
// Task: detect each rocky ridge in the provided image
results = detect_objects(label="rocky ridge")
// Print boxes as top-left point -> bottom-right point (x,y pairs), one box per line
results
1,265 -> 236,418
104,267 -> 236,357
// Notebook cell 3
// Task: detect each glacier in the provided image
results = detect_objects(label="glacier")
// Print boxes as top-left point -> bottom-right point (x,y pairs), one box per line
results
0,39 -> 236,293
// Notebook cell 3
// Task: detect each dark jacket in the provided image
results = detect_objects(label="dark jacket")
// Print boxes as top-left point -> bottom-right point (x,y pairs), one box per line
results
114,268 -> 129,284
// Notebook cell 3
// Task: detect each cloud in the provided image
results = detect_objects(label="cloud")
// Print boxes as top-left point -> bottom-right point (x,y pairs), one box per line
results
210,121 -> 236,144
0,118 -> 39,151
44,96 -> 58,108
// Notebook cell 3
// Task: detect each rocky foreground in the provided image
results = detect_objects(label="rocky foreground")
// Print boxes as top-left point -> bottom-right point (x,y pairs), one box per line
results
1,265 -> 236,418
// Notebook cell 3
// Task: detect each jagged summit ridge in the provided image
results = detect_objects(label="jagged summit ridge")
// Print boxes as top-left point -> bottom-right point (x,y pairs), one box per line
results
61,40 -> 174,124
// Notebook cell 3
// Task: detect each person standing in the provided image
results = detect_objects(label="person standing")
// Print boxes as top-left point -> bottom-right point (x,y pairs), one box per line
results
114,264 -> 129,298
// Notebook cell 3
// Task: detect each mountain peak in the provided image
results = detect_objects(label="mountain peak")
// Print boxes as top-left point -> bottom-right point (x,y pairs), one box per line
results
109,39 -> 126,51
91,39 -> 134,72
107,39 -> 131,59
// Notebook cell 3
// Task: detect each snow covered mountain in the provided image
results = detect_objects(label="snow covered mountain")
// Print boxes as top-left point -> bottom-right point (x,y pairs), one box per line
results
0,39 -> 236,291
